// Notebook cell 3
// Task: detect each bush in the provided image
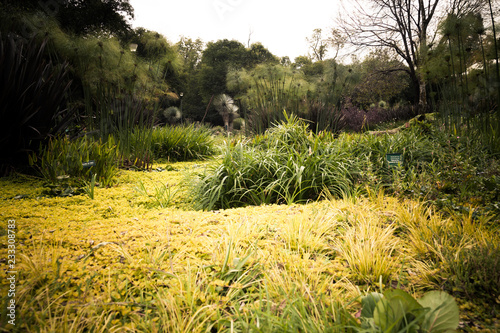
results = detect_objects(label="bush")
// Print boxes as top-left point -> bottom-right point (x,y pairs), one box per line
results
341,103 -> 418,132
30,136 -> 119,188
443,242 -> 500,302
149,124 -> 216,162
189,115 -> 361,210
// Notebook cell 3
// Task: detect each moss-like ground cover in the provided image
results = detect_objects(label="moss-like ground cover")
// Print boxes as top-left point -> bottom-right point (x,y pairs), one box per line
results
0,161 -> 498,332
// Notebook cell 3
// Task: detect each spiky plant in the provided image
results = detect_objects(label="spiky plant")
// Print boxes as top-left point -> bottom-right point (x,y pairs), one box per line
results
0,34 -> 73,171
162,106 -> 182,125
213,94 -> 239,133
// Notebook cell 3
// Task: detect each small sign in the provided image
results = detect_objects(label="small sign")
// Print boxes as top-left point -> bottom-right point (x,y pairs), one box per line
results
386,153 -> 403,168
82,161 -> 96,168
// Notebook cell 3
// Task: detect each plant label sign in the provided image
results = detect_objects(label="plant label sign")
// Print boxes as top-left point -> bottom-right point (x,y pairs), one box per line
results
82,161 -> 96,169
386,153 -> 403,168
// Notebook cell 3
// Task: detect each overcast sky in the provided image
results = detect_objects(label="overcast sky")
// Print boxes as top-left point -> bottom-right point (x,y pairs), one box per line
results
128,0 -> 346,60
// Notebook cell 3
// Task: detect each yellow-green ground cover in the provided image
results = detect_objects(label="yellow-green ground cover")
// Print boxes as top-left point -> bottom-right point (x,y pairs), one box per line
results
0,161 -> 498,332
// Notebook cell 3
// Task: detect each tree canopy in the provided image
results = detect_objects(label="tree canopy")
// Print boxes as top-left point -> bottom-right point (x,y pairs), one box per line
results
1,0 -> 134,38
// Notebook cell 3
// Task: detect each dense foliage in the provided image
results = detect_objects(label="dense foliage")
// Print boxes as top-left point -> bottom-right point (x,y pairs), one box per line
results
0,2 -> 499,330
0,160 -> 497,331
0,34 -> 73,172
191,114 -> 500,217
1,0 -> 499,171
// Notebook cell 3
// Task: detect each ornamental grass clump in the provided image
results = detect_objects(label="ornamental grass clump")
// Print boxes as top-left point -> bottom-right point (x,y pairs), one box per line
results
333,214 -> 401,284
149,124 -> 216,162
189,114 -> 361,210
30,135 -> 119,188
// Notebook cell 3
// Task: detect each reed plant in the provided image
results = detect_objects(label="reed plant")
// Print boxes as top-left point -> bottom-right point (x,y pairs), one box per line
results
0,34 -> 74,169
436,10 -> 500,156
84,83 -> 156,170
244,65 -> 308,134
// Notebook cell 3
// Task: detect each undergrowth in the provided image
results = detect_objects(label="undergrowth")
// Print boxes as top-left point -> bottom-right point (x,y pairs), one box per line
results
189,114 -> 500,217
2,115 -> 500,332
0,162 -> 498,331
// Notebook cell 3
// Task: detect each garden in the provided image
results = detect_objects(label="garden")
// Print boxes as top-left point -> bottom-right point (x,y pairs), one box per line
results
1,0 -> 500,332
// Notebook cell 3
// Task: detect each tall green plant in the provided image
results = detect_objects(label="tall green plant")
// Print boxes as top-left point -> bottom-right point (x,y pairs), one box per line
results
189,114 -> 360,210
436,12 -> 500,155
0,34 -> 74,169
30,136 -> 119,187
149,124 -> 216,161
84,84 -> 156,170
245,65 -> 306,134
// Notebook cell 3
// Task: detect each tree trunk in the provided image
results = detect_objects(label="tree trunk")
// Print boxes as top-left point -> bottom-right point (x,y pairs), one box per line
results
418,77 -> 427,113
418,28 -> 428,112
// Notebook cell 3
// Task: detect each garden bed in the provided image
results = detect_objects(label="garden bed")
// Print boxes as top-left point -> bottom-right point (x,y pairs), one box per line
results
0,161 -> 498,332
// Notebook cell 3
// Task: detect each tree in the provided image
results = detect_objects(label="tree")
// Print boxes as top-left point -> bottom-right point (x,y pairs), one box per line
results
176,37 -> 204,72
307,28 -> 328,61
306,28 -> 347,62
133,28 -> 176,65
57,0 -> 134,38
199,39 -> 248,98
293,56 -> 313,69
213,94 -> 239,133
349,50 -> 411,108
339,0 -> 446,110
175,37 -> 204,121
247,43 -> 278,67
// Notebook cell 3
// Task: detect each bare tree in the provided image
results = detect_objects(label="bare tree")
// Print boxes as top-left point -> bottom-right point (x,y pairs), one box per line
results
449,0 -> 488,17
338,0 -> 447,110
307,28 -> 329,61
327,28 -> 347,62
307,28 -> 347,62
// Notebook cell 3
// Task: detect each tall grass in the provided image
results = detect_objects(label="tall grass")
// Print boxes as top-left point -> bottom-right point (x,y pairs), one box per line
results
334,214 -> 401,284
437,12 -> 500,156
189,114 -> 361,210
149,124 -> 216,162
189,114 -> 450,210
30,123 -> 217,190
84,84 -> 156,170
399,204 -> 500,301
0,34 -> 74,169
29,135 -> 119,187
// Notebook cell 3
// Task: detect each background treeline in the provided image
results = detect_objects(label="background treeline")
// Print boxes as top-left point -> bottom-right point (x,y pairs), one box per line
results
0,0 -> 499,172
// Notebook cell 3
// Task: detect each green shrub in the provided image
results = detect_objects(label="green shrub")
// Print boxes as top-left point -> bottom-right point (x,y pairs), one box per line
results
149,124 -> 216,162
189,115 -> 361,210
442,243 -> 500,302
30,136 -> 119,188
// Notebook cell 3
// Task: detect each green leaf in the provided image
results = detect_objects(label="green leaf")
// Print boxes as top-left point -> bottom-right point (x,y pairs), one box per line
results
418,291 -> 459,332
374,289 -> 424,332
361,292 -> 383,319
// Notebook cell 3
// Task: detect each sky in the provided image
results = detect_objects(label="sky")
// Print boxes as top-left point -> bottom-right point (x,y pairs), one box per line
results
128,0 -> 347,60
